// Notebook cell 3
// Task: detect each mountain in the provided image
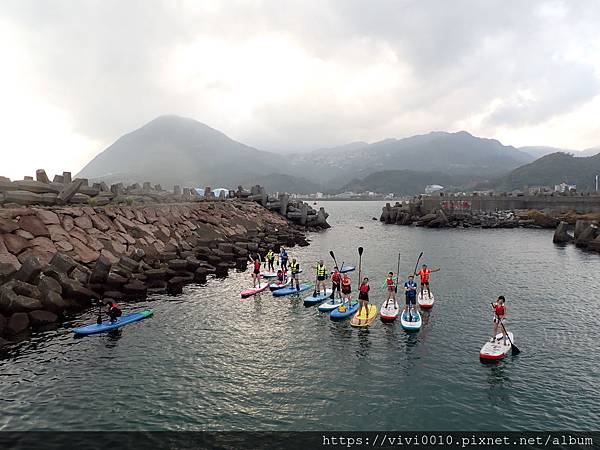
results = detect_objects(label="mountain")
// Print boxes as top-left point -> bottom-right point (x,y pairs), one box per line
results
496,152 -> 600,191
338,170 -> 481,195
77,115 -> 287,187
519,146 -> 572,159
290,131 -> 534,188
579,147 -> 600,157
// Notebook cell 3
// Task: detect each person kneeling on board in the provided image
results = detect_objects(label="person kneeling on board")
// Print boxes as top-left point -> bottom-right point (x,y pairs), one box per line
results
329,266 -> 342,299
491,296 -> 508,345
289,258 -> 301,291
105,299 -> 122,324
404,275 -> 417,321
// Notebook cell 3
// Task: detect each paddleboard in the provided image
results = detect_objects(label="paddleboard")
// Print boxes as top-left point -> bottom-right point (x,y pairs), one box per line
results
480,332 -> 514,361
318,296 -> 347,312
350,304 -> 378,327
330,300 -> 359,320
400,309 -> 422,331
272,283 -> 312,297
380,299 -> 400,323
73,310 -> 153,335
417,290 -> 435,309
269,278 -> 291,291
339,266 -> 355,273
303,289 -> 333,306
260,271 -> 278,278
241,282 -> 270,298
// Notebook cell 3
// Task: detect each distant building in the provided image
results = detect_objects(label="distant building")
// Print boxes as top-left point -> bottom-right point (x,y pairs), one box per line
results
528,186 -> 552,195
315,192 -> 323,198
425,184 -> 444,194
554,182 -> 576,193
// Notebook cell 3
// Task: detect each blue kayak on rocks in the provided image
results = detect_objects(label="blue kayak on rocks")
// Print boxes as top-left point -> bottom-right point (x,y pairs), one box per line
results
272,283 -> 312,297
73,310 -> 154,335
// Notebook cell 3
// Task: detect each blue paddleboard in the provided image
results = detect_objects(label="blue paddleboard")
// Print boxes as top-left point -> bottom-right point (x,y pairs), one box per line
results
339,266 -> 355,273
330,300 -> 359,320
400,309 -> 422,331
303,289 -> 333,306
272,283 -> 312,297
73,310 -> 154,335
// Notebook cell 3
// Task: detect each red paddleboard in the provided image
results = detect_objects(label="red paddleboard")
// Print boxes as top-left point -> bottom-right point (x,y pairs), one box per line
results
241,282 -> 270,298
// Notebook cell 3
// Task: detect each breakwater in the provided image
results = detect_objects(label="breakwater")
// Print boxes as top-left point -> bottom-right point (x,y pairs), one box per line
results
0,172 -> 330,345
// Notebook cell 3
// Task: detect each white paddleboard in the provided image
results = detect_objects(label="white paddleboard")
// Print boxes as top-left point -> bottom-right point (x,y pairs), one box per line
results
400,309 -> 422,331
417,289 -> 435,309
318,296 -> 347,312
479,332 -> 514,361
380,299 -> 400,322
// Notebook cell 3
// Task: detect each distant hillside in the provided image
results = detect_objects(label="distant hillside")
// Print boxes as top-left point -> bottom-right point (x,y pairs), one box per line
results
579,147 -> 600,157
519,146 -> 572,159
291,131 -> 533,188
77,115 -> 287,187
338,170 -> 481,195
242,173 -> 321,194
496,152 -> 600,191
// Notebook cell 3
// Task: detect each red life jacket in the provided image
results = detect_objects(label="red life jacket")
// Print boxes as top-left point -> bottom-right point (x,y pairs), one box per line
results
359,283 -> 370,294
386,277 -> 394,287
332,271 -> 341,282
495,304 -> 505,316
253,260 -> 261,270
418,268 -> 431,282
342,277 -> 350,286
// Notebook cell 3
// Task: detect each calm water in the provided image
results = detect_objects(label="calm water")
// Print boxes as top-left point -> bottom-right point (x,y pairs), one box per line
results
1,201 -> 599,431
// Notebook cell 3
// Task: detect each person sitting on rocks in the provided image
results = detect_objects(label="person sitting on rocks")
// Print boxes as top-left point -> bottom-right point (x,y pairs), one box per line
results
105,299 -> 122,323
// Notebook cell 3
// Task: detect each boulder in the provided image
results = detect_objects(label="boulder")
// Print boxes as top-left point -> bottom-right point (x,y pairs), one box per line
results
30,237 -> 56,253
62,279 -> 98,303
118,256 -> 139,273
70,239 -> 100,263
167,277 -> 185,294
40,290 -> 68,313
123,280 -> 147,298
1,233 -> 32,254
0,314 -> 6,335
57,179 -> 84,203
74,215 -> 93,229
13,180 -> 61,193
14,256 -> 42,284
11,280 -> 41,299
47,224 -> 70,241
106,271 -> 128,286
575,224 -> 598,248
15,229 -> 34,239
70,266 -> 91,284
588,236 -> 600,252
38,275 -> 62,296
89,254 -> 112,284
49,252 -> 77,274
144,268 -> 168,280
28,310 -> 58,326
36,209 -> 60,225
552,221 -> 573,244
0,262 -> 17,283
6,313 -> 30,335
18,215 -> 50,238
0,217 -> 19,233
168,259 -> 188,271
62,215 -> 74,232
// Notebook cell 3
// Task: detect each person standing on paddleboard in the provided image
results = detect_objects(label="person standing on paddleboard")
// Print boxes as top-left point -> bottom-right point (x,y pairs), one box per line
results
266,249 -> 276,272
289,258 -> 301,291
249,254 -> 262,288
383,272 -> 398,306
279,248 -> 289,271
417,264 -> 440,298
341,273 -> 352,301
358,277 -> 370,319
329,266 -> 342,299
313,260 -> 328,296
491,296 -> 508,344
404,275 -> 418,320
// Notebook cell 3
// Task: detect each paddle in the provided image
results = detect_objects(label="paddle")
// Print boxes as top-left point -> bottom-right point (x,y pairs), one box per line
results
357,246 -> 365,319
96,300 -> 103,325
406,252 -> 423,321
491,303 -> 521,355
328,250 -> 345,300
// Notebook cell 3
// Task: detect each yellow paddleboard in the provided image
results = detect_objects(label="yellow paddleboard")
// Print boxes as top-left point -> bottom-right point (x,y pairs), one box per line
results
350,304 -> 378,328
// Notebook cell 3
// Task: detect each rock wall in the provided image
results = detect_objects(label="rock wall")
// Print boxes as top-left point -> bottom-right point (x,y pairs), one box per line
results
0,200 -> 312,346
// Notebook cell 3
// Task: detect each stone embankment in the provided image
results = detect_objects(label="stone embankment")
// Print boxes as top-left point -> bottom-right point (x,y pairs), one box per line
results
0,171 -> 330,346
552,218 -> 600,253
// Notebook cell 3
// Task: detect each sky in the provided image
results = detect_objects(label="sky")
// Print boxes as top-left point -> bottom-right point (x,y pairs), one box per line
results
2,0 -> 600,180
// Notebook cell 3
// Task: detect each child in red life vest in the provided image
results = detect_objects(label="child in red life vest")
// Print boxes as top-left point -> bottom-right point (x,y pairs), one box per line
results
491,295 -> 507,344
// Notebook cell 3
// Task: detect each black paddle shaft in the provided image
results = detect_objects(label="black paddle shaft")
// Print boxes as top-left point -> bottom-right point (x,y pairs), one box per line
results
395,252 -> 401,293
491,302 -> 520,355
412,252 -> 423,276
357,247 -> 364,291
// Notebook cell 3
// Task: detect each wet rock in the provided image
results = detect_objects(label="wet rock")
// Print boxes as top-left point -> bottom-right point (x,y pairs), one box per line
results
70,266 -> 91,284
40,291 -> 68,313
62,279 -> 98,304
167,277 -> 185,294
123,280 -> 147,298
553,221 -> 573,244
6,313 -> 30,335
0,262 -> 17,283
167,259 -> 188,271
1,233 -> 32,254
118,256 -> 139,273
18,215 -> 50,238
106,271 -> 128,286
38,275 -> 62,296
575,224 -> 598,248
89,254 -> 112,284
144,268 -> 168,280
28,310 -> 58,326
11,280 -> 41,299
14,256 -> 42,284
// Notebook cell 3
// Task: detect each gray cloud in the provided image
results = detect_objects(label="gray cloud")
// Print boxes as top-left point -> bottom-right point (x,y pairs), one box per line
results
2,0 -> 600,158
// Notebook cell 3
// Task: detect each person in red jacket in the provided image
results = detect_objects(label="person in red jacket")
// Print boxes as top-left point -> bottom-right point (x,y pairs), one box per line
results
329,266 -> 342,299
341,273 -> 352,301
358,277 -> 370,318
249,254 -> 262,288
104,299 -> 122,323
491,296 -> 508,344
417,264 -> 440,298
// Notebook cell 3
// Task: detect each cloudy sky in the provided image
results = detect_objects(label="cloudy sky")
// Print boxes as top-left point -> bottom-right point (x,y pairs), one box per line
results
2,0 -> 600,180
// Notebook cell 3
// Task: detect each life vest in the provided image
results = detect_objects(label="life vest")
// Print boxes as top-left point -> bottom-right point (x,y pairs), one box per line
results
359,283 -> 370,294
342,277 -> 351,286
495,304 -> 505,316
418,268 -> 431,282
332,271 -> 341,282
280,251 -> 288,260
290,261 -> 300,273
386,277 -> 395,287
316,264 -> 327,277
253,260 -> 261,270
267,251 -> 274,260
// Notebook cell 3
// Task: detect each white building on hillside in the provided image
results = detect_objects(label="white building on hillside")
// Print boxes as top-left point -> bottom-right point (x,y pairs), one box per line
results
425,184 -> 444,194
554,182 -> 576,193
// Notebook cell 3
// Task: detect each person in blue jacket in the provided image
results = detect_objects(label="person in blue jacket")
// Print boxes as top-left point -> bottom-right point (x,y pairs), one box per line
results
403,274 -> 418,321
